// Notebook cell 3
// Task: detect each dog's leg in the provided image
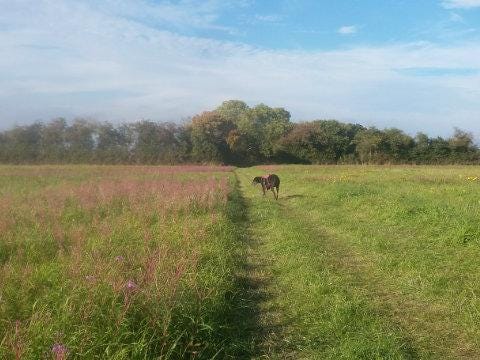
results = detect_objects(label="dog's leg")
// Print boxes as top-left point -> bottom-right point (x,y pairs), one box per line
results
262,183 -> 266,196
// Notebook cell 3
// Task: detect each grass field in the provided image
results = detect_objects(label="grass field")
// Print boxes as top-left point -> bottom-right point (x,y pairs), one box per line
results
0,165 -> 245,359
2,165 -> 480,359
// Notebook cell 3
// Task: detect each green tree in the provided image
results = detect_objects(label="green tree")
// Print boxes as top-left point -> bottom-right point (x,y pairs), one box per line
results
215,100 -> 249,124
190,111 -> 234,163
279,120 -> 362,164
382,128 -> 414,162
1,122 -> 43,163
354,128 -> 385,164
412,132 -> 431,163
448,128 -> 478,163
132,121 -> 185,164
227,104 -> 291,163
449,128 -> 474,151
261,107 -> 292,159
65,119 -> 95,163
95,122 -> 131,163
40,118 -> 67,163
430,137 -> 452,163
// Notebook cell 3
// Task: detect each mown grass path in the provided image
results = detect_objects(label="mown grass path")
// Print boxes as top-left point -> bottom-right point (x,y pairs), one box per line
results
235,166 -> 480,359
235,169 -> 416,359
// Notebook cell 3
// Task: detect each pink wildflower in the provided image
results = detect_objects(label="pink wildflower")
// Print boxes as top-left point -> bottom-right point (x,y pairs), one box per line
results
52,343 -> 68,359
125,280 -> 137,292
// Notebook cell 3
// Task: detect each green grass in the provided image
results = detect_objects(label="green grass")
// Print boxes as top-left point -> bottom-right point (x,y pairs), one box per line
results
237,165 -> 480,359
2,165 -> 480,358
0,165 -> 246,359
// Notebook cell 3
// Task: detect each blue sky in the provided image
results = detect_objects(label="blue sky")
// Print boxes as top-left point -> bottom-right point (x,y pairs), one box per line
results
171,0 -> 480,48
0,0 -> 480,136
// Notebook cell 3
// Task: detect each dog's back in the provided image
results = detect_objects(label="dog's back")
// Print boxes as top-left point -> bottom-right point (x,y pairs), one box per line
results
267,174 -> 280,189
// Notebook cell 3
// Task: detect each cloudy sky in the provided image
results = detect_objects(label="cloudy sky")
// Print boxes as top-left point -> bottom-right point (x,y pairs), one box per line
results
1,0 -> 479,136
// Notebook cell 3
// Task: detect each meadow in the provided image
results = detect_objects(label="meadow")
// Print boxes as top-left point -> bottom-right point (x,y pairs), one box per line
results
0,165 -> 247,359
237,165 -> 480,359
2,165 -> 480,359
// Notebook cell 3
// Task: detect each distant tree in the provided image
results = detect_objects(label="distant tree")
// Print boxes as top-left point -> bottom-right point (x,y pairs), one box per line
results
0,100 -> 479,165
155,122 -> 189,164
215,100 -> 249,124
261,107 -> 292,159
132,121 -> 184,164
174,123 -> 193,163
65,119 -> 95,163
225,103 -> 292,163
40,118 -> 67,163
430,137 -> 452,163
279,120 -> 362,164
448,128 -> 478,163
221,105 -> 260,164
95,122 -> 131,163
1,122 -> 43,163
382,128 -> 414,162
278,122 -> 322,163
411,132 -> 431,163
190,111 -> 234,163
449,128 -> 474,151
354,128 -> 385,164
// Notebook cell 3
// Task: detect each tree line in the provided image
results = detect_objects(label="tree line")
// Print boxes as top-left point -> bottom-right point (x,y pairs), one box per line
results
0,100 -> 478,165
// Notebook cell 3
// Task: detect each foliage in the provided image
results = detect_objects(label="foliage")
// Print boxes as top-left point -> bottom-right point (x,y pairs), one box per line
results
190,111 -> 234,163
0,100 -> 478,164
279,120 -> 362,163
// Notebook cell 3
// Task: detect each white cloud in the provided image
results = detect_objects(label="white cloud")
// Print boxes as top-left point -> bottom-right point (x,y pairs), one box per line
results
442,0 -> 480,9
0,1 -> 479,136
254,14 -> 283,22
449,12 -> 465,22
338,25 -> 357,35
91,0 -> 245,34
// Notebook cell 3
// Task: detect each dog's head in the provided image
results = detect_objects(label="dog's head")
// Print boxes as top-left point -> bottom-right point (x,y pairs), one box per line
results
252,176 -> 262,185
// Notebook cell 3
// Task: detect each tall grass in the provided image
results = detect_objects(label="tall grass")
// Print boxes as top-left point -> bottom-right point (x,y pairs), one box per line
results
0,165 -> 242,359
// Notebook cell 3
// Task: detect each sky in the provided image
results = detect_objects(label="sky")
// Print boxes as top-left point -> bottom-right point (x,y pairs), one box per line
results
0,0 -> 480,136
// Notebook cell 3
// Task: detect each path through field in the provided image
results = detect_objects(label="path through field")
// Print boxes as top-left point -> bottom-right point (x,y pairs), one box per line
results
3,165 -> 480,359
235,166 -> 480,359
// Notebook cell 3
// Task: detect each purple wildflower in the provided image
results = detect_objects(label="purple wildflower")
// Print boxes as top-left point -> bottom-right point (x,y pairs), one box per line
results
125,280 -> 137,291
115,255 -> 124,262
52,343 -> 68,359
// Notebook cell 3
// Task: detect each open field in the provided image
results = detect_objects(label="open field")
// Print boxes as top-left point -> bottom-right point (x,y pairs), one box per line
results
0,165 -> 245,359
237,165 -> 480,359
2,165 -> 480,358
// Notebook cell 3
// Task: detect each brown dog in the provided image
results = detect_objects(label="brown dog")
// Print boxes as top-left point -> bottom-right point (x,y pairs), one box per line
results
252,174 -> 280,200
